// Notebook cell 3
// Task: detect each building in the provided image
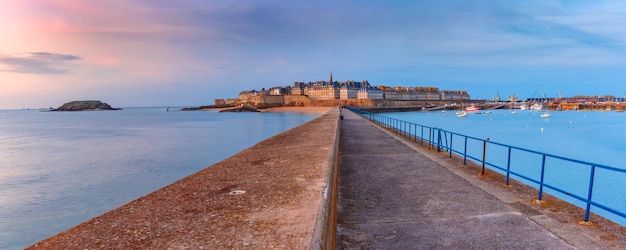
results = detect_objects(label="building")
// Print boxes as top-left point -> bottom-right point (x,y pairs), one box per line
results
340,80 -> 363,100
440,90 -> 470,101
292,82 -> 305,96
357,85 -> 383,100
304,82 -> 340,100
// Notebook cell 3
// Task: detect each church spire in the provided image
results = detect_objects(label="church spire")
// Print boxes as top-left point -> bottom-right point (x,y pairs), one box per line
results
330,71 -> 333,85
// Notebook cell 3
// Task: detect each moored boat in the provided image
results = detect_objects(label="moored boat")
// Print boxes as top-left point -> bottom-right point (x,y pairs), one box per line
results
531,103 -> 543,111
465,106 -> 480,112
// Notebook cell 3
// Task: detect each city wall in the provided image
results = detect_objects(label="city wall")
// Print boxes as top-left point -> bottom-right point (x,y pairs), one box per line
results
243,95 -> 374,107
29,108 -> 341,249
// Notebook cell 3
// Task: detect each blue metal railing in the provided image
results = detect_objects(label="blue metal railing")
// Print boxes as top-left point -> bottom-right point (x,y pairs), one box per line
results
348,107 -> 626,224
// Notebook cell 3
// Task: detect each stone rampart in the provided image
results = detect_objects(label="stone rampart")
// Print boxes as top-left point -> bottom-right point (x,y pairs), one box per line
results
29,108 -> 341,249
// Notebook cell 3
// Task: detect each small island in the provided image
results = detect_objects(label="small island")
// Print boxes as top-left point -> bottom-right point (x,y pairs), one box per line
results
51,100 -> 121,111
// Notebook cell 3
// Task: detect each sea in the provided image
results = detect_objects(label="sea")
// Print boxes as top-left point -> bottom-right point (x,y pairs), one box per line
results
0,107 -> 320,249
384,109 -> 626,227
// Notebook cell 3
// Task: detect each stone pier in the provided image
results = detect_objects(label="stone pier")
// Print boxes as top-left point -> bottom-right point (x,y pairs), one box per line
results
29,108 -> 341,249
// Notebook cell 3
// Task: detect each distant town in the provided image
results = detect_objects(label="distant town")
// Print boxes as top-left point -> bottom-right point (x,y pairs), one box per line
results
214,73 -> 469,109
210,73 -> 626,112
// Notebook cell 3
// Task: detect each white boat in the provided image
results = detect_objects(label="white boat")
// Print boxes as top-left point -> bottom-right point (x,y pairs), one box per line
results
531,103 -> 543,111
540,113 -> 551,118
520,103 -> 528,110
456,111 -> 468,117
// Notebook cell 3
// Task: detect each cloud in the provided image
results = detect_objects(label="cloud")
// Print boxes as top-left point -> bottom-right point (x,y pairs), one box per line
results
0,52 -> 81,74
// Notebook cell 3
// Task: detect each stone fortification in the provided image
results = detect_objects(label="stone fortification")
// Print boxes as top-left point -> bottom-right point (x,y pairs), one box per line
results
29,108 -> 340,249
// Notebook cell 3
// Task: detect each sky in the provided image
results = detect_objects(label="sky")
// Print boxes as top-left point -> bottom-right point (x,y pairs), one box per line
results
2,0 -> 626,108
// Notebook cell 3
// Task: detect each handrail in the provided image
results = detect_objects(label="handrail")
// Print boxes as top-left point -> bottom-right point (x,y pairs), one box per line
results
348,107 -> 626,224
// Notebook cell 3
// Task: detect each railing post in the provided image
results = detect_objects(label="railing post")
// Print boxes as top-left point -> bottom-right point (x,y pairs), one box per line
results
405,122 -> 408,138
397,119 -> 400,134
506,147 -> 512,185
414,124 -> 417,142
481,138 -> 488,175
395,119 -> 398,133
420,126 -> 424,145
403,121 -> 406,138
449,134 -> 453,158
538,155 -> 546,201
428,128 -> 433,149
584,166 -> 597,222
463,136 -> 468,165
396,119 -> 399,134
437,129 -> 442,152
406,122 -> 410,139
405,122 -> 408,139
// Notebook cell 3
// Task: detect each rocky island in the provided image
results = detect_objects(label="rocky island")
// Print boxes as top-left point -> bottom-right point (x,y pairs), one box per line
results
52,100 -> 121,111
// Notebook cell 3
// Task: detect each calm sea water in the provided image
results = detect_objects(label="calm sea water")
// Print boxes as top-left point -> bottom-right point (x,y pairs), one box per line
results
0,107 -> 319,249
386,109 -> 626,226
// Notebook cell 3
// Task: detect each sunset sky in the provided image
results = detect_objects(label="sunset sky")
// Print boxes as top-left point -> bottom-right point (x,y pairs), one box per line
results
2,0 -> 626,108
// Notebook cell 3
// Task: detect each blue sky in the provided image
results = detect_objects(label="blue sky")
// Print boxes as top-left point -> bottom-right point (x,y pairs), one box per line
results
2,0 -> 626,108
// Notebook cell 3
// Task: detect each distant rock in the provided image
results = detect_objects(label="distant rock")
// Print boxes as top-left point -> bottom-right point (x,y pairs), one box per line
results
52,100 -> 121,111
180,104 -> 234,111
219,105 -> 260,112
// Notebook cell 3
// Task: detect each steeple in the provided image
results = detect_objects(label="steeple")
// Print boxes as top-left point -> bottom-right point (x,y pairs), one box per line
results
330,71 -> 333,85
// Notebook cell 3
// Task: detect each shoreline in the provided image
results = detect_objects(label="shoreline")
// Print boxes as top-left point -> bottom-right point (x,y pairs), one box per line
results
198,106 -> 333,114
259,106 -> 333,114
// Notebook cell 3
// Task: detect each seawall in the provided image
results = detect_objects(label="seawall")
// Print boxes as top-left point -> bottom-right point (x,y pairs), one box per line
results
29,108 -> 340,249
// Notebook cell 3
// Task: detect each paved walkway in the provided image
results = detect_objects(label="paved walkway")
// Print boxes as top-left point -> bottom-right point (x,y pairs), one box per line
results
335,110 -> 574,249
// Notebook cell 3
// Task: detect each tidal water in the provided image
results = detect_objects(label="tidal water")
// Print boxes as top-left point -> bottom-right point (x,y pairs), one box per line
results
386,109 -> 626,227
0,107 -> 319,249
